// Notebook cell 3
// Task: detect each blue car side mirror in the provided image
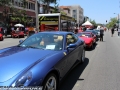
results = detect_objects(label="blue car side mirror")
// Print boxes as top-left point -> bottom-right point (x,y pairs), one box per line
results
67,44 -> 77,48
19,40 -> 23,44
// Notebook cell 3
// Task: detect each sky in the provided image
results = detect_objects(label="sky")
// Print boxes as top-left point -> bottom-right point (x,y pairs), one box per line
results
57,0 -> 120,24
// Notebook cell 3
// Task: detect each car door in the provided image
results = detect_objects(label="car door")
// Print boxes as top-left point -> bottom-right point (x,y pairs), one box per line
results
64,34 -> 82,71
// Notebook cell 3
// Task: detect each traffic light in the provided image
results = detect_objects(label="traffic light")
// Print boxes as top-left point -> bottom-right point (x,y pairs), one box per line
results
106,20 -> 107,22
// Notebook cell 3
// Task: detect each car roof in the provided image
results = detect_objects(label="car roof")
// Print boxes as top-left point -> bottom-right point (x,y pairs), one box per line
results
86,30 -> 93,31
94,29 -> 100,31
38,31 -> 73,35
80,32 -> 92,34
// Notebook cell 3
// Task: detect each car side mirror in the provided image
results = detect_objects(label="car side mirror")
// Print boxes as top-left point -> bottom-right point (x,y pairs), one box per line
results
19,40 -> 23,44
67,44 -> 77,49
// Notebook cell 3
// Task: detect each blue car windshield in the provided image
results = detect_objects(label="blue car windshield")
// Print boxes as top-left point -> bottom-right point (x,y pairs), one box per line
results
19,33 -> 64,50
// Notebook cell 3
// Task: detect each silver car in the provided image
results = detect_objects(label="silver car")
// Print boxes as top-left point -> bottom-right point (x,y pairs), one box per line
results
94,29 -> 100,38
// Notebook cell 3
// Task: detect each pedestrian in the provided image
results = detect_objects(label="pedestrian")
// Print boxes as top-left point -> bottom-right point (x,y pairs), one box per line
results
99,27 -> 104,41
111,27 -> 114,37
118,28 -> 120,37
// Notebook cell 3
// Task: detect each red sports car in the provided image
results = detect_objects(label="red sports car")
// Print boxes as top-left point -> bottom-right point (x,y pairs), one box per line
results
82,32 -> 96,44
0,28 -> 4,41
77,32 -> 94,49
11,30 -> 24,38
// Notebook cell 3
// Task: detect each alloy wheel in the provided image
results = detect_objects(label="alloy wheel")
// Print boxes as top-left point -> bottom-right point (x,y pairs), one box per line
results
44,76 -> 57,90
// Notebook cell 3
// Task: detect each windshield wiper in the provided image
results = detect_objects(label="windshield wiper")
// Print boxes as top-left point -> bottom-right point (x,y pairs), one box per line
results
26,46 -> 39,49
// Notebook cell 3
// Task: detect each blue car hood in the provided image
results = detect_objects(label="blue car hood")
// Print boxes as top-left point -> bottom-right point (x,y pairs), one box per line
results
0,46 -> 56,82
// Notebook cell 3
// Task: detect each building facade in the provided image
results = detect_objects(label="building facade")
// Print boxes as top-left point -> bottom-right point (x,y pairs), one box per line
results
59,6 -> 71,16
0,0 -> 36,26
59,5 -> 84,25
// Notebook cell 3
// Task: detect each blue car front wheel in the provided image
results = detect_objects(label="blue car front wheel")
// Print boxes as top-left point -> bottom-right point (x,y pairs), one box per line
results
42,73 -> 58,90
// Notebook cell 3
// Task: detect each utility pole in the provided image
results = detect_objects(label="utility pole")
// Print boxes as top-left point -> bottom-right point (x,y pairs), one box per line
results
118,14 -> 119,29
35,0 -> 39,31
118,1 -> 120,28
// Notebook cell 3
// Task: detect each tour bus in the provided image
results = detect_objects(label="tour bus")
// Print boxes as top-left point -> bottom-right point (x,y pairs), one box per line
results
38,13 -> 76,32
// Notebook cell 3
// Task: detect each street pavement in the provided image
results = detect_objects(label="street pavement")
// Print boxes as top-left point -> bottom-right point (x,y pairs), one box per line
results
59,30 -> 120,90
0,31 -> 120,90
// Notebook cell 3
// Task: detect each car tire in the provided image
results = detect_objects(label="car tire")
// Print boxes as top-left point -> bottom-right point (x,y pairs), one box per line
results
81,48 -> 85,63
0,37 -> 3,41
90,43 -> 93,49
42,73 -> 58,90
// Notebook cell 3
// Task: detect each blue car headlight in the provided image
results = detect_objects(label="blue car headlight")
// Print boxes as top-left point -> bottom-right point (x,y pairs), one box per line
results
12,72 -> 32,87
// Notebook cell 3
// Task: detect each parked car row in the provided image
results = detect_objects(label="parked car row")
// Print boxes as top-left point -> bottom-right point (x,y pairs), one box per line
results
76,29 -> 100,49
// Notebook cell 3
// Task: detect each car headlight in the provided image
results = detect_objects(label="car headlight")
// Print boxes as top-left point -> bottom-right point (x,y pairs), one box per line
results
12,71 -> 32,87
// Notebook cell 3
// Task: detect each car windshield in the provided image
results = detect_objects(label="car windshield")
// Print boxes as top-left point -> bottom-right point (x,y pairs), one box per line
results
94,30 -> 100,32
84,34 -> 91,37
19,33 -> 64,50
86,30 -> 96,34
77,33 -> 91,37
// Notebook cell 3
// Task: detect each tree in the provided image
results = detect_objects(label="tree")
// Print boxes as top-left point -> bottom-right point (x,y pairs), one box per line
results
52,0 -> 59,13
0,0 -> 13,26
39,0 -> 59,13
89,19 -> 97,27
90,20 -> 97,26
106,17 -> 117,29
0,0 -> 28,25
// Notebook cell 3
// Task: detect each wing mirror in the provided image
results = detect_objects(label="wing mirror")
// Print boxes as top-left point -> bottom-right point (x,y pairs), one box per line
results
67,44 -> 77,49
19,40 -> 23,44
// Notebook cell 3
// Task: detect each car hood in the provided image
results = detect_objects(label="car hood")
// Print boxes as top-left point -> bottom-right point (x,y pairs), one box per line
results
80,37 -> 92,44
0,46 -> 57,82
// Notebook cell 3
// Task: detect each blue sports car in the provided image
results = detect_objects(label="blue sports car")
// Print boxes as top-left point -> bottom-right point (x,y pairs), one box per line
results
0,31 -> 85,90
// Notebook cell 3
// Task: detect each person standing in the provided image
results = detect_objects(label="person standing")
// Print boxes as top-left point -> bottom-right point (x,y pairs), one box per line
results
111,27 -> 114,37
100,27 -> 104,41
118,28 -> 120,37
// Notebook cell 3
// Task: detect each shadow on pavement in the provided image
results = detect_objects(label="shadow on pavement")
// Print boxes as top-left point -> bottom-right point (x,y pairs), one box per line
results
3,35 -> 12,39
59,58 -> 89,90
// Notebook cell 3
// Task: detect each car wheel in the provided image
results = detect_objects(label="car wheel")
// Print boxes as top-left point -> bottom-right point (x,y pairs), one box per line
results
2,37 -> 4,41
90,44 -> 93,49
81,48 -> 85,63
42,73 -> 58,90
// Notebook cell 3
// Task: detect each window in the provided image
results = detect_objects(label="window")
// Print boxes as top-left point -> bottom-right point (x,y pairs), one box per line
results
73,34 -> 78,42
20,33 -> 63,50
11,0 -> 14,4
68,10 -> 70,13
31,3 -> 35,10
29,3 -> 31,9
26,2 -> 29,9
15,1 -> 18,6
73,10 -> 76,13
73,15 -> 77,20
28,2 -> 35,10
66,34 -> 78,45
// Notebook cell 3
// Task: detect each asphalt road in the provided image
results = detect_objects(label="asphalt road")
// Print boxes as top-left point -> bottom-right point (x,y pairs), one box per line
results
0,31 -> 120,90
